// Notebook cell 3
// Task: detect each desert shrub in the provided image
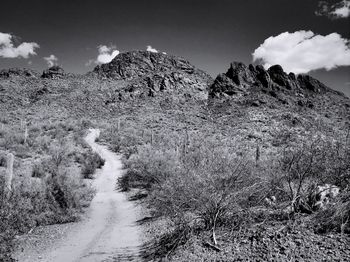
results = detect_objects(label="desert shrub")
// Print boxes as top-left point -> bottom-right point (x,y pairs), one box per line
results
28,125 -> 41,134
48,140 -> 73,168
102,125 -> 144,155
79,118 -> 93,129
0,181 -> 35,261
121,144 -> 179,191
314,188 -> 350,234
0,135 -> 96,260
149,145 -> 258,229
267,137 -> 333,213
265,131 -> 350,223
44,168 -> 95,214
121,134 -> 263,257
80,150 -> 105,179
31,159 -> 52,178
0,154 -> 6,167
0,129 -> 6,139
36,135 -> 51,152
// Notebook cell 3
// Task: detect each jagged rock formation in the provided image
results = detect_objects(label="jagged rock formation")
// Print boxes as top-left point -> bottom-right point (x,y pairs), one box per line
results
0,68 -> 39,78
209,62 -> 334,99
42,66 -> 65,79
93,51 -> 212,100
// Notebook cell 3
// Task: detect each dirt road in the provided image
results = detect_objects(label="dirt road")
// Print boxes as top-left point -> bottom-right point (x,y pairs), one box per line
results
14,129 -> 142,262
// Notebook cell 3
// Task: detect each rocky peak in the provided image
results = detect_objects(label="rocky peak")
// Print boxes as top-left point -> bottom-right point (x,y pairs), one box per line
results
92,50 -> 213,100
93,51 -> 198,79
226,62 -> 256,87
0,68 -> 39,78
42,66 -> 65,79
209,62 -> 333,98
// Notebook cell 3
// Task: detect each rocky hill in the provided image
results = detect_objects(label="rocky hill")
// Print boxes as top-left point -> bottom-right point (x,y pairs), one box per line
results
0,51 -> 349,145
207,62 -> 350,154
93,51 -> 212,100
0,53 -> 349,148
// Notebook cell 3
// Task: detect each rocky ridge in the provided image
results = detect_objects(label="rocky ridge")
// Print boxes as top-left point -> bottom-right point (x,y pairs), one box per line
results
41,66 -> 65,79
209,62 -> 341,99
93,51 -> 212,100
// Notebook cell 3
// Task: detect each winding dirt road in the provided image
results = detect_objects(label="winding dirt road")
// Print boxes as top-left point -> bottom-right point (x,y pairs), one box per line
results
14,129 -> 142,262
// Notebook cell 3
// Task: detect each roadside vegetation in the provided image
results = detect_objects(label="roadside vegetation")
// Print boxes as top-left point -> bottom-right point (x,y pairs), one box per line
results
102,120 -> 350,260
0,117 -> 104,261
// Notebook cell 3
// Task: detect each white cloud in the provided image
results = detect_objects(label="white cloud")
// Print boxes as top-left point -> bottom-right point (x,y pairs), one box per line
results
316,0 -> 350,18
252,31 -> 350,74
0,32 -> 39,59
94,44 -> 119,64
43,54 -> 58,67
332,0 -> 350,17
146,45 -> 158,53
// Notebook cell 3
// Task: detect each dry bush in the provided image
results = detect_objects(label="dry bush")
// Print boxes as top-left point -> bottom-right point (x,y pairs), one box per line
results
266,132 -> 350,231
120,144 -> 179,191
0,128 -> 95,260
120,132 -> 263,256
149,144 -> 259,230
269,137 -> 329,213
80,150 -> 105,179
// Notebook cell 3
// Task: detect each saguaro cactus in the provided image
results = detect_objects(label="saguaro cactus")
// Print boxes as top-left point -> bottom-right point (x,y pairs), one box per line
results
182,130 -> 190,156
150,130 -> 154,145
255,144 -> 260,166
5,153 -> 14,195
117,118 -> 121,132
24,124 -> 28,144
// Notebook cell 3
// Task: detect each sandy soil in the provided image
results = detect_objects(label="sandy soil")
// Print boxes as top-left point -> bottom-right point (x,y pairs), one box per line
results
14,129 -> 142,262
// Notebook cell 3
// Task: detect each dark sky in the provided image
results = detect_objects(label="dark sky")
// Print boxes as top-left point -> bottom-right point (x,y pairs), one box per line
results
0,0 -> 349,96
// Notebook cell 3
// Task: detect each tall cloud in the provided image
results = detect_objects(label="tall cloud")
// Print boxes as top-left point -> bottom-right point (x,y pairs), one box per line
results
252,31 -> 350,74
146,45 -> 158,53
0,32 -> 39,59
43,54 -> 58,67
316,0 -> 350,19
95,45 -> 119,64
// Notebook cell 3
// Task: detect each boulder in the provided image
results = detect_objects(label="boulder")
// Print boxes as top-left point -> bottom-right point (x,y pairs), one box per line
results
209,73 -> 240,97
42,66 -> 65,79
297,75 -> 327,92
314,184 -> 340,210
255,65 -> 271,88
0,68 -> 38,78
225,62 -> 256,87
267,65 -> 293,90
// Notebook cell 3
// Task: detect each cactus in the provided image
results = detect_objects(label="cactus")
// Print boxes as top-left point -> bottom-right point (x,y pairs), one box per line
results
255,144 -> 260,165
5,153 -> 14,195
182,129 -> 190,156
24,124 -> 28,144
117,118 -> 121,132
150,130 -> 154,145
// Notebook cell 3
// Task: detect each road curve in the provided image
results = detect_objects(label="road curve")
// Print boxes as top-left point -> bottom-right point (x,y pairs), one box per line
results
15,129 -> 142,262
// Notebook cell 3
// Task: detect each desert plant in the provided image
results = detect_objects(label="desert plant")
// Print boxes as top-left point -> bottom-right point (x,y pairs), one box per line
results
81,151 -> 105,179
5,153 -> 14,196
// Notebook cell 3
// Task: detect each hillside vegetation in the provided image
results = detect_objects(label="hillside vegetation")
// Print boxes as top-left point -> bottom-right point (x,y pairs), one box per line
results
0,51 -> 349,261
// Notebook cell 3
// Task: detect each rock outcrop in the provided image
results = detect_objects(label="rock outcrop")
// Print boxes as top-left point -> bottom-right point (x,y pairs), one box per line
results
42,66 -> 65,79
209,62 -> 332,98
0,68 -> 39,78
93,51 -> 213,100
